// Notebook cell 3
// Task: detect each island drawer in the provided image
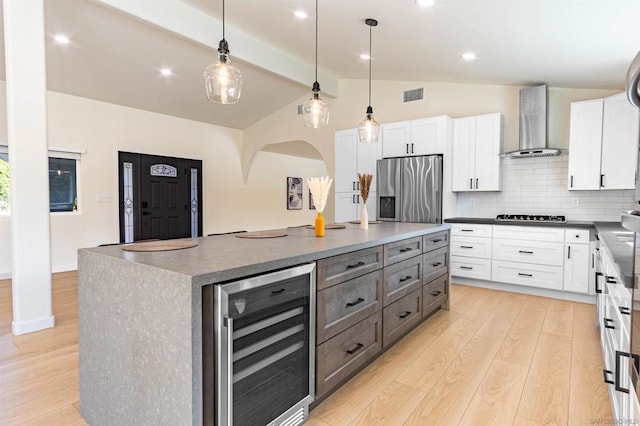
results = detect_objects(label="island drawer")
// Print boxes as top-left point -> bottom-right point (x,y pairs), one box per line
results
423,274 -> 448,318
317,246 -> 383,290
423,246 -> 448,283
384,237 -> 422,266
316,311 -> 382,398
316,270 -> 383,344
423,231 -> 449,253
382,289 -> 422,348
383,256 -> 422,307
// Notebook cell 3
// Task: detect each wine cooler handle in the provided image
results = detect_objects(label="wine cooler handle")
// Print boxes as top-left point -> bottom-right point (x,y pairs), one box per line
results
225,316 -> 233,423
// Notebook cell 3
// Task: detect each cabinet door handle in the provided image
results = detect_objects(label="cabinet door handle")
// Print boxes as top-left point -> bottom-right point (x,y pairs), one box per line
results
406,144 -> 409,154
411,143 -> 415,154
431,262 -> 442,267
604,318 -> 615,330
603,369 -> 614,385
595,272 -> 603,294
270,288 -> 286,295
620,306 -> 631,315
518,272 -> 533,277
475,178 -> 478,189
460,266 -> 473,270
469,178 -> 473,189
353,194 -> 356,204
600,174 -> 605,188
399,247 -> 413,253
570,175 -> 574,188
346,297 -> 365,307
399,275 -> 413,283
460,245 -> 473,249
346,261 -> 366,270
352,181 -> 356,191
431,290 -> 442,297
346,343 -> 364,355
357,194 -> 360,204
398,311 -> 412,319
357,181 -> 360,190
614,351 -> 640,393
518,250 -> 534,254
567,246 -> 571,260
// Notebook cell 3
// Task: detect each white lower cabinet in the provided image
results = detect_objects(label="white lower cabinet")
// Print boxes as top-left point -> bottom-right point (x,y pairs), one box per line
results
563,242 -> 590,293
450,257 -> 491,280
492,260 -> 563,290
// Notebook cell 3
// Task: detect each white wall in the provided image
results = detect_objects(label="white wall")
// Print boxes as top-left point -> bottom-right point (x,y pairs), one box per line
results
457,154 -> 635,221
0,86 -> 327,276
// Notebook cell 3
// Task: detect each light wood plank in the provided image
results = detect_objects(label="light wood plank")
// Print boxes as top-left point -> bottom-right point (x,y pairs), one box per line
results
475,291 -> 527,340
496,305 -> 547,367
542,298 -> 574,337
404,332 -> 503,425
517,332 -> 572,425
15,404 -> 86,426
350,381 -> 426,426
458,359 -> 529,426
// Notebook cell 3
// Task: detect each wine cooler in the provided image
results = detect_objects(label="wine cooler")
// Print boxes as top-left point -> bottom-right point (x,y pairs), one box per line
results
214,263 -> 316,425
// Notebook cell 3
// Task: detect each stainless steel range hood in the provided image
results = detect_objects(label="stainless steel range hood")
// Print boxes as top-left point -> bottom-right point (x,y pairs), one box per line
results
501,85 -> 566,158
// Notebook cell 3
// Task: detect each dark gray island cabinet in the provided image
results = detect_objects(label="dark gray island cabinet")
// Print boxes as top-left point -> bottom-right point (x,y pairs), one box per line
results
78,222 -> 449,426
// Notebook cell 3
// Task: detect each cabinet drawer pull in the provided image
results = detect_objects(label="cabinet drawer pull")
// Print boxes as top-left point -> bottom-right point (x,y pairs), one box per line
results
270,288 -> 285,295
398,311 -> 412,319
604,318 -> 615,330
431,238 -> 443,243
399,247 -> 413,253
603,369 -> 614,385
346,297 -> 365,308
460,266 -> 473,270
399,276 -> 413,283
614,351 -> 640,393
518,273 -> 533,277
431,290 -> 442,297
346,261 -> 366,270
606,276 -> 617,284
431,262 -> 442,267
346,343 -> 364,355
460,245 -> 473,249
619,306 -> 631,316
518,250 -> 534,254
460,229 -> 473,232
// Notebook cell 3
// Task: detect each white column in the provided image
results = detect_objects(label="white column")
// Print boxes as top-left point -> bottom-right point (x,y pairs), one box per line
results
4,0 -> 54,335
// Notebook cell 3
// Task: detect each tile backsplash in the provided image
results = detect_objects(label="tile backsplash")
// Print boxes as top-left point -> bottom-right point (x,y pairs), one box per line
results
455,154 -> 636,221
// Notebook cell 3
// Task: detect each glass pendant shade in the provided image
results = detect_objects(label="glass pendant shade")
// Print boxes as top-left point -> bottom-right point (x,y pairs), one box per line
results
303,91 -> 330,128
204,52 -> 242,104
358,108 -> 380,143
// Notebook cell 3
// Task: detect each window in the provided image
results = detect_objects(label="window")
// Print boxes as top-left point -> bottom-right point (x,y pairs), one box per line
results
49,158 -> 77,212
0,146 -> 82,213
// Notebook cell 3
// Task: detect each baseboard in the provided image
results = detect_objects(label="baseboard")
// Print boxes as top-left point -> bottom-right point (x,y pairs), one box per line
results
12,315 -> 56,335
452,276 -> 596,304
0,272 -> 10,280
52,263 -> 77,273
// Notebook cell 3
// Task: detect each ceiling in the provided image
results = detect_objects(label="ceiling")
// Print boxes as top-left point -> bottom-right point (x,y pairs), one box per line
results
2,0 -> 640,130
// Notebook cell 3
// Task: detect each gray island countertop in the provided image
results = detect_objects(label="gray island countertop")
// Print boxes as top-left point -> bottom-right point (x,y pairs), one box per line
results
81,221 -> 450,286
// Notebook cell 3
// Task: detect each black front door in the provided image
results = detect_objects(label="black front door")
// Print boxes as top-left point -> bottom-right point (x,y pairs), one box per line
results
118,152 -> 203,242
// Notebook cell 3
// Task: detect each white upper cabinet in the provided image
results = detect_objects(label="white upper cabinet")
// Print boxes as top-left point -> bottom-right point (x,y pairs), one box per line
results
568,92 -> 639,191
334,129 -> 382,222
381,116 -> 450,158
452,112 -> 503,192
600,93 -> 639,190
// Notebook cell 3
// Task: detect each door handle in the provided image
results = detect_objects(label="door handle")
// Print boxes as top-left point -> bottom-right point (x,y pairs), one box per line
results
475,178 -> 478,189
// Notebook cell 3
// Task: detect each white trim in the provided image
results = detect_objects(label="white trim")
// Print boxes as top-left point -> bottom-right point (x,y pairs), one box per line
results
0,272 -> 11,280
12,315 -> 55,335
52,263 -> 77,273
452,276 -> 595,304
0,144 -> 85,159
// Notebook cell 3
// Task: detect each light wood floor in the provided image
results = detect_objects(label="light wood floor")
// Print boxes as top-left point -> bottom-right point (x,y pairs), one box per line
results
0,273 -> 612,425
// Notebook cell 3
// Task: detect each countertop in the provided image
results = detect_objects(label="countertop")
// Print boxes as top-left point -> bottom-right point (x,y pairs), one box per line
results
444,217 -> 595,229
81,221 -> 450,286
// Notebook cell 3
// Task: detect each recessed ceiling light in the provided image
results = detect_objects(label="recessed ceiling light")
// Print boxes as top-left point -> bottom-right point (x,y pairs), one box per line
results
461,52 -> 477,61
54,34 -> 70,45
294,10 -> 308,19
360,53 -> 371,60
416,0 -> 435,7
160,68 -> 172,76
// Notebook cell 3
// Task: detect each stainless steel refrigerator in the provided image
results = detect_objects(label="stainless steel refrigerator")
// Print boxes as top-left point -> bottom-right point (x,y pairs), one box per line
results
376,155 -> 442,224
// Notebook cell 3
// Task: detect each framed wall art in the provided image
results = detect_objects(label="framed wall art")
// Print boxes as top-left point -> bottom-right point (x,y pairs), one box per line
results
287,177 -> 303,210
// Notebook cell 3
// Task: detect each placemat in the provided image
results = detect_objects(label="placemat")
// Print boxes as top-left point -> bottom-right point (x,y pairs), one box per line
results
348,220 -> 384,225
235,230 -> 288,239
121,239 -> 198,252
304,224 -> 346,230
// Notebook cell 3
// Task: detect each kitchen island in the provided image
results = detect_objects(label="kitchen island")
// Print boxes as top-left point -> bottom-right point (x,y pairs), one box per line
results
78,222 -> 450,426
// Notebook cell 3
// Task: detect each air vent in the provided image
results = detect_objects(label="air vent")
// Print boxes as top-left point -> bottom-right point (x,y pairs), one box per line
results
403,88 -> 424,103
297,105 -> 303,115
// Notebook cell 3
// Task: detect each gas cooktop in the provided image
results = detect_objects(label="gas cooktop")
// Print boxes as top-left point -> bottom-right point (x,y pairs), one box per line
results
495,214 -> 567,223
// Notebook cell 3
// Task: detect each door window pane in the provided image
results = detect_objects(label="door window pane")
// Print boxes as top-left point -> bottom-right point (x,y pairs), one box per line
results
49,157 -> 77,212
0,153 -> 8,213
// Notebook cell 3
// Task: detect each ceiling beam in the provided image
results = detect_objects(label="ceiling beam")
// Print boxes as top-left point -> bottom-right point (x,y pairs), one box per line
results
90,0 -> 339,97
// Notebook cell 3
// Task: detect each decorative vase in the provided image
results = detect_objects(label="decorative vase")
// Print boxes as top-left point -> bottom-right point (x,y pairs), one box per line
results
360,203 -> 368,230
315,211 -> 325,237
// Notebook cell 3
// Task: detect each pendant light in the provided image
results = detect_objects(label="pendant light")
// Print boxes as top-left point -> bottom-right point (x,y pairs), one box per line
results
203,0 -> 243,104
302,0 -> 329,128
358,18 -> 380,143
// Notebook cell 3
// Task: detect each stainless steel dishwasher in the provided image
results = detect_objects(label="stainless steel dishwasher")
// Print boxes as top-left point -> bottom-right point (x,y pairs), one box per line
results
214,263 -> 316,426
